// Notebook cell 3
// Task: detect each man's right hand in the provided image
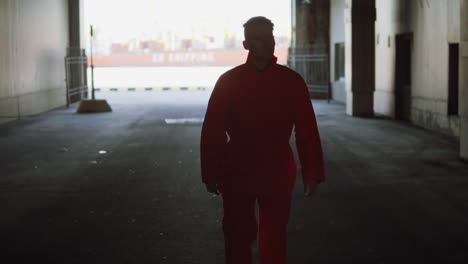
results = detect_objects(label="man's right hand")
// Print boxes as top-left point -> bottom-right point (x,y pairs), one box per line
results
205,183 -> 221,196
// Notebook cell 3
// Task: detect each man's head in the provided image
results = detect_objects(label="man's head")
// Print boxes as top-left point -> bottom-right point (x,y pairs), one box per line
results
242,16 -> 275,61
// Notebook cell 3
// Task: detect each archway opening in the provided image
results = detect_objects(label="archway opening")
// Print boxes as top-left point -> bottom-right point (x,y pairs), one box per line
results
83,0 -> 291,103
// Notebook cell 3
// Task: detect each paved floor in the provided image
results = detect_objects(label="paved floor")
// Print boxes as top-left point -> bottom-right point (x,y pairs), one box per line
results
1,92 -> 468,263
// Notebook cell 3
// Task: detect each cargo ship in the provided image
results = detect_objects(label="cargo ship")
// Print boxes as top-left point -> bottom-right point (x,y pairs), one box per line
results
90,48 -> 288,67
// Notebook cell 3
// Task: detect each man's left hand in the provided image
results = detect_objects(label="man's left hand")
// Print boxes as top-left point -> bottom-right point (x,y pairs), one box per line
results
205,182 -> 221,196
304,180 -> 319,197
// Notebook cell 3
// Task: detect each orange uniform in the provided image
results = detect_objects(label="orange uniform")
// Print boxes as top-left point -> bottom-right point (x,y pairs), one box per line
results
201,53 -> 325,194
200,52 -> 325,264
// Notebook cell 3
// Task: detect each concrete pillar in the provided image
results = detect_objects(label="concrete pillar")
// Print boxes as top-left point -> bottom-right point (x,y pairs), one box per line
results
67,0 -> 87,103
294,0 -> 312,47
344,0 -> 375,116
291,0 -> 330,49
289,0 -> 330,99
68,0 -> 85,50
460,0 -> 468,160
289,0 -> 312,69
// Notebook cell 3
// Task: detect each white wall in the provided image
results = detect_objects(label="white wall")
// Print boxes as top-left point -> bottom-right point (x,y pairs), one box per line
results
330,0 -> 346,103
374,0 -> 410,117
0,0 -> 68,119
409,0 -> 460,137
374,0 -> 461,137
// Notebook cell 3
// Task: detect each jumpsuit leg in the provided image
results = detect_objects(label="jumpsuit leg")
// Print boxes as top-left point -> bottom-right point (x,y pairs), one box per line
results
257,192 -> 292,264
222,191 -> 258,264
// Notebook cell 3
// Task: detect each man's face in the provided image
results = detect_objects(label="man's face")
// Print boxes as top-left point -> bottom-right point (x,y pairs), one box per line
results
243,24 -> 275,60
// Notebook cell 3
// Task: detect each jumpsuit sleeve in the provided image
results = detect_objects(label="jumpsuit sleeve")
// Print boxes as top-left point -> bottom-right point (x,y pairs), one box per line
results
293,76 -> 325,184
200,74 -> 229,185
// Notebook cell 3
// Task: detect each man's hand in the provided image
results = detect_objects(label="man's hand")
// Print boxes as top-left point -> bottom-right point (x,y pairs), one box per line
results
205,182 -> 221,196
304,180 -> 319,197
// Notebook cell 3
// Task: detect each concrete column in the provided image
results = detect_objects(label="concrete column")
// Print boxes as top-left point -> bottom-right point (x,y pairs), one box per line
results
67,0 -> 87,103
68,0 -> 85,50
289,1 -> 311,70
289,0 -> 330,99
292,0 -> 330,48
295,0 -> 312,47
344,0 -> 375,116
460,0 -> 468,160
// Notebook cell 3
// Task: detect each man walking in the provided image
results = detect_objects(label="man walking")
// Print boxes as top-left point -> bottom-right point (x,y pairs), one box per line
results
200,16 -> 325,264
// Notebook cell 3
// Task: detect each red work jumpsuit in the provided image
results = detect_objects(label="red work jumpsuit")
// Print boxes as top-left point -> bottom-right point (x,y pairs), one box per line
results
200,53 -> 325,264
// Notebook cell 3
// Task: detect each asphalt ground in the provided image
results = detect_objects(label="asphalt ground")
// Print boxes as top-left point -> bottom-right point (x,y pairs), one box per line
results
1,92 -> 468,263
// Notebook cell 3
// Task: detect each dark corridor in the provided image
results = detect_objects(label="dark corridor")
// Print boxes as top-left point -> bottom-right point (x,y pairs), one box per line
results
395,33 -> 412,121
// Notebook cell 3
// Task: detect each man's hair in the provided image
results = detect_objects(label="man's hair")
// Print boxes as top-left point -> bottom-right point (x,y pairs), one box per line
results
243,16 -> 274,39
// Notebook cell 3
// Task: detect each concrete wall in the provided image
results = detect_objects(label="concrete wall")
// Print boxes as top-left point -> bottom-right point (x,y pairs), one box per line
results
0,0 -> 68,119
461,0 -> 468,160
374,0 -> 461,137
330,0 -> 346,103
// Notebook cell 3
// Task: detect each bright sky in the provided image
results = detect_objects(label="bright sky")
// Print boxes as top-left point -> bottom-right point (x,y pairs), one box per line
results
84,0 -> 291,42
